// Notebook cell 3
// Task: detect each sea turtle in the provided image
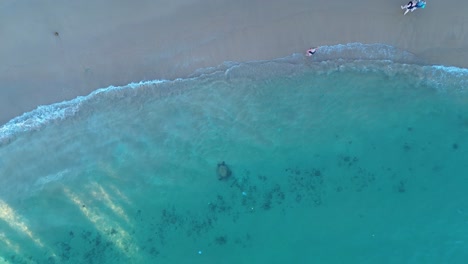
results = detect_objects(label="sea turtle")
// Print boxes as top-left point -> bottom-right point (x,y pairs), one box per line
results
217,161 -> 232,181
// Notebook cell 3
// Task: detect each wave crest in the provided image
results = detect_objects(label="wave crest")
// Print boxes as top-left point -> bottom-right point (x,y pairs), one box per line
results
1,43 -> 466,147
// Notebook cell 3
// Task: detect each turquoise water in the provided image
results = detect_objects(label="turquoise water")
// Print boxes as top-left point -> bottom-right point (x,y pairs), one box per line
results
0,44 -> 467,263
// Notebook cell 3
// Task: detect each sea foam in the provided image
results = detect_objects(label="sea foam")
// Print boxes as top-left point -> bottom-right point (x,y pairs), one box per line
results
0,43 -> 466,147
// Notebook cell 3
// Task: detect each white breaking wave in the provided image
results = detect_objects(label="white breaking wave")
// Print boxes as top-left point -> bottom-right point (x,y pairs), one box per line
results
0,43 -> 466,147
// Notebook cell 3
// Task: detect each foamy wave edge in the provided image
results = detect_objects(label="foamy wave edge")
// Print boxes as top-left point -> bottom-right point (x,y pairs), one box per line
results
1,43 -> 467,146
0,80 -> 169,146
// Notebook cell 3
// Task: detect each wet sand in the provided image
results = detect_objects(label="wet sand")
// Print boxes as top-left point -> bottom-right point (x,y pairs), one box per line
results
1,0 -> 467,124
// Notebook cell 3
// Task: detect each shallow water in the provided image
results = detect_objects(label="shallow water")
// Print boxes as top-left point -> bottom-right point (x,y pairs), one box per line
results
0,44 -> 467,263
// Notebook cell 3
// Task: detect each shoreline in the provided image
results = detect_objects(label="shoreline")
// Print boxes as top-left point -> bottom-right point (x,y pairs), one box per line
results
2,44 -> 467,149
1,0 -> 468,125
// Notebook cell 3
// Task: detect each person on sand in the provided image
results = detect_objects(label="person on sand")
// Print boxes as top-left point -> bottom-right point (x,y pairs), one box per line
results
401,1 -> 416,10
401,0 -> 426,15
306,47 -> 318,57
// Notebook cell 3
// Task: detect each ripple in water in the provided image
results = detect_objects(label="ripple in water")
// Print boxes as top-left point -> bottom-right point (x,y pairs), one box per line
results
0,43 -> 467,263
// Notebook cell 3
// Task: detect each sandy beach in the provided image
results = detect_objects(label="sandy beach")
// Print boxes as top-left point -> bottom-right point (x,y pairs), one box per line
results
1,0 -> 467,125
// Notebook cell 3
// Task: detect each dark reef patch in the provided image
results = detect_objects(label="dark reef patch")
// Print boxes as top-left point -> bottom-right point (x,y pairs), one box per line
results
214,235 -> 228,245
395,180 -> 406,193
33,159 -> 392,263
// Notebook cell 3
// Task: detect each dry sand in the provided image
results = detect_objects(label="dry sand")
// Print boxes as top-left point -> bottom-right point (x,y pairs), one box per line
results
1,0 -> 467,125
